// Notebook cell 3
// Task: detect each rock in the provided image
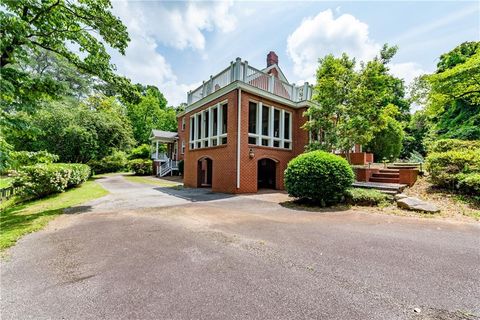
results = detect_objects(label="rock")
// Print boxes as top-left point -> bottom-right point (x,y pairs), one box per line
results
394,193 -> 408,200
396,197 -> 440,213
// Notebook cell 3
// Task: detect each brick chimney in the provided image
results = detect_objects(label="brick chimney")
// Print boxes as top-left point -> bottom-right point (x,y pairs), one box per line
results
267,51 -> 278,67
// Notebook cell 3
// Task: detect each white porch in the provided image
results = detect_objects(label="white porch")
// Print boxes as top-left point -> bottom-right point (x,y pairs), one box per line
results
150,130 -> 180,177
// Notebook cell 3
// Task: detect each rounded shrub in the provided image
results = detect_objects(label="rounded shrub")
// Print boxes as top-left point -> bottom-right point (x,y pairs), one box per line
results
129,159 -> 153,176
284,151 -> 354,206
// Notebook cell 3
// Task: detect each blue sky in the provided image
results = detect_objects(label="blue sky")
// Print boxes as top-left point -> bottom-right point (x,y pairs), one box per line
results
109,1 -> 479,106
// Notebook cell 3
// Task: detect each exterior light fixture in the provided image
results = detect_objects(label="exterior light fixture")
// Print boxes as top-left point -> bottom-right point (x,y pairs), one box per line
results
249,148 -> 255,159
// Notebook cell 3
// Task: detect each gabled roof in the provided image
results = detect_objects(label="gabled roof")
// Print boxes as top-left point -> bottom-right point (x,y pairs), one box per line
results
150,130 -> 178,142
261,64 -> 289,83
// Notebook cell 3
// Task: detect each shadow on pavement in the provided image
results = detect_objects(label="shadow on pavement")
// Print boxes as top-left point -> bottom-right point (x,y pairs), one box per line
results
64,205 -> 94,214
154,186 -> 236,202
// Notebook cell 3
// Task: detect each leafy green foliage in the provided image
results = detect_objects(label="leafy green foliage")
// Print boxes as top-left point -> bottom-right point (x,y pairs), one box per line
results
129,159 -> 153,176
366,110 -> 404,161
125,85 -> 177,145
401,110 -> 429,158
305,45 -> 410,155
129,144 -> 151,160
456,173 -> 480,196
423,42 -> 480,141
428,139 -> 480,153
13,163 -> 91,198
5,97 -> 135,163
88,151 -> 129,174
426,149 -> 480,190
0,0 -> 132,94
344,188 -> 389,206
9,150 -> 58,169
178,160 -> 184,175
284,151 -> 354,206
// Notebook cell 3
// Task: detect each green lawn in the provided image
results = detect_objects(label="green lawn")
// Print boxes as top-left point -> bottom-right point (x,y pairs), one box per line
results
123,175 -> 181,187
0,180 -> 108,252
0,177 -> 13,189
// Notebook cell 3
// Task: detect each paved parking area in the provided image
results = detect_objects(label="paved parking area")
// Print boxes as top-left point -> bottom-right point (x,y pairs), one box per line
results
1,175 -> 479,320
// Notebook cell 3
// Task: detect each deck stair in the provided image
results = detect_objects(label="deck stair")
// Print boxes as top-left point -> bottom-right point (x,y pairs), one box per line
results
369,168 -> 400,184
352,181 -> 407,195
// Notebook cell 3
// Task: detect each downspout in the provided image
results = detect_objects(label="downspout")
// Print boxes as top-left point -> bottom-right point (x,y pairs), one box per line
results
236,88 -> 242,189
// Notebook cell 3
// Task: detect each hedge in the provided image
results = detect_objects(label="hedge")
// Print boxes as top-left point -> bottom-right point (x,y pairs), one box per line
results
426,149 -> 480,189
9,150 -> 59,169
88,151 -> 128,174
428,139 -> 480,153
284,151 -> 354,206
13,163 -> 91,198
457,173 -> 480,196
344,188 -> 390,206
129,159 -> 153,176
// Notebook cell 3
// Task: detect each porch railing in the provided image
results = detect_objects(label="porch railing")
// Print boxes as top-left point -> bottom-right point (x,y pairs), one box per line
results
187,58 -> 312,105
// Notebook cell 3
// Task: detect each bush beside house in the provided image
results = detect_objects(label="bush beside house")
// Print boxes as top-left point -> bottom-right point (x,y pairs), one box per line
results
88,151 -> 129,174
129,159 -> 153,176
284,151 -> 354,206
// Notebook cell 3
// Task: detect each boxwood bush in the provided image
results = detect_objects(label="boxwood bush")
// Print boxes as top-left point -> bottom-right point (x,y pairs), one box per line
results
13,163 -> 91,198
129,159 -> 153,176
284,151 -> 354,206
457,173 -> 480,196
88,150 -> 128,174
428,139 -> 480,153
426,149 -> 480,189
344,188 -> 390,206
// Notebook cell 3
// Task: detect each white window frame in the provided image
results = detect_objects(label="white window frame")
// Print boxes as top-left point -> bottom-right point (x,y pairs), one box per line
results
181,117 -> 185,131
189,100 -> 228,150
247,100 -> 292,150
181,140 -> 185,154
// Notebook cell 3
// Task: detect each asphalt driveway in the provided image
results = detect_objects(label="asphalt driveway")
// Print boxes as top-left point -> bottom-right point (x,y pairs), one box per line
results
1,175 -> 479,320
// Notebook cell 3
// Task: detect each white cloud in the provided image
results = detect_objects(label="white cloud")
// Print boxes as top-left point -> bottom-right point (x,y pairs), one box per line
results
389,62 -> 428,88
287,9 -> 381,82
108,1 -> 235,106
125,1 -> 236,51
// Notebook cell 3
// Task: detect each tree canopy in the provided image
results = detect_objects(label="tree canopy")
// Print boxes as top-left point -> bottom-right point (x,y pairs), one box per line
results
305,44 -> 409,156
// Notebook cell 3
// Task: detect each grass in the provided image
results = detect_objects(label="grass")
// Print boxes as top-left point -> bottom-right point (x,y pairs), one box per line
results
0,180 -> 108,252
0,177 -> 13,189
123,175 -> 181,187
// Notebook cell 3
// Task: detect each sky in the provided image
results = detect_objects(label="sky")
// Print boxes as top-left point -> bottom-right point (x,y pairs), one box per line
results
108,0 -> 480,107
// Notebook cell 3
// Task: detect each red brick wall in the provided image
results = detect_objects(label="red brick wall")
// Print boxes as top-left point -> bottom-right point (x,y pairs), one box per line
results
181,89 -> 309,194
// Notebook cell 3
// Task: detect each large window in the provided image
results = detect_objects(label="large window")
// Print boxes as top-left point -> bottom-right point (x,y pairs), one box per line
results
189,102 -> 228,150
248,101 -> 292,149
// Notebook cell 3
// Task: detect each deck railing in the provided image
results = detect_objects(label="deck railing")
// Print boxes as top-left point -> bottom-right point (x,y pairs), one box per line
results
187,58 -> 312,105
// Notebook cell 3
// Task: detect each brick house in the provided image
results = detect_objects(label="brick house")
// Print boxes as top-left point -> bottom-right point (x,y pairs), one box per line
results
153,51 -> 312,193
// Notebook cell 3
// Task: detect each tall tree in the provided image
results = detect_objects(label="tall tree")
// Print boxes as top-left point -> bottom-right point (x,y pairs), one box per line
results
125,85 -> 177,145
305,44 -> 409,159
424,41 -> 480,140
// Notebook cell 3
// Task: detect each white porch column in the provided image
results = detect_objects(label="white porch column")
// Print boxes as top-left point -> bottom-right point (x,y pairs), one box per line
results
155,141 -> 159,159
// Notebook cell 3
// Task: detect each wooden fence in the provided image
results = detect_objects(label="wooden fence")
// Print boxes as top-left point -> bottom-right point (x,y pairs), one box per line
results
0,186 -> 18,202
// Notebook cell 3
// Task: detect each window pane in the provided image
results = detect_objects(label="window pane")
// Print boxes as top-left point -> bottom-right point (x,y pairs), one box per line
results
273,140 -> 280,147
262,138 -> 269,146
205,140 -> 209,148
197,142 -> 201,148
248,102 -> 257,134
190,117 -> 195,141
212,139 -> 218,146
213,107 -> 218,136
284,142 -> 290,149
196,114 -> 201,139
222,104 -> 228,134
190,143 -> 194,150
205,110 -> 209,138
284,112 -> 290,139
221,137 -> 227,145
262,105 -> 269,136
248,137 -> 257,145
273,109 -> 280,138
